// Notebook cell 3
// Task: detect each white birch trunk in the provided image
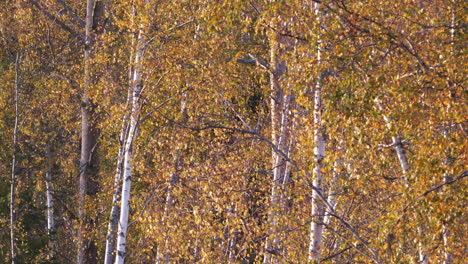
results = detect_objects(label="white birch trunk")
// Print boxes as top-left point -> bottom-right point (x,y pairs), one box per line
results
104,109 -> 129,264
264,21 -> 292,264
374,98 -> 409,175
10,51 -> 20,264
308,2 -> 326,262
104,3 -> 138,263
417,226 -> 428,264
45,145 -> 54,233
375,98 -> 429,263
114,27 -> 144,264
45,144 -> 55,259
104,52 -> 133,264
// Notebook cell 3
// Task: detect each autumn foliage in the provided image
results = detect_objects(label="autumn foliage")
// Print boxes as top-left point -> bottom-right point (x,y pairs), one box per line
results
0,1 -> 466,263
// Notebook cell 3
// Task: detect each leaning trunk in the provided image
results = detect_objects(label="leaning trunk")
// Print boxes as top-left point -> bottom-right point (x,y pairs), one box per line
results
103,111 -> 129,264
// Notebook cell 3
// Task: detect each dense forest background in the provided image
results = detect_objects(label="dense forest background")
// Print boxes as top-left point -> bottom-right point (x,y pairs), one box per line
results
0,0 -> 466,263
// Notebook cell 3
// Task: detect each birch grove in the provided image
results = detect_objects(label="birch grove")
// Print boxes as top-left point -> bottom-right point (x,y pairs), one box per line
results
0,1 -> 465,263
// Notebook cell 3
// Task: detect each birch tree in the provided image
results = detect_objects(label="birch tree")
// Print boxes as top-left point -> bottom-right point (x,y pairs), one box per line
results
114,4 -> 148,261
9,51 -> 20,264
45,144 -> 55,259
375,97 -> 430,263
308,2 -> 326,261
103,14 -> 135,264
264,12 -> 296,264
156,93 -> 187,263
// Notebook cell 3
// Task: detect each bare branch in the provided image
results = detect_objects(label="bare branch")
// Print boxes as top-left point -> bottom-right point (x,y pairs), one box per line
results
28,0 -> 84,41
392,171 -> 467,231
404,171 -> 467,212
55,0 -> 86,27
218,92 -> 255,132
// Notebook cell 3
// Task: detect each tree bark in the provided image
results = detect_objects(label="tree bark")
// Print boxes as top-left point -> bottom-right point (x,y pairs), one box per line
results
10,51 -> 20,264
45,144 -> 56,259
104,55 -> 133,264
308,2 -> 326,262
156,92 -> 187,264
114,26 -> 145,264
375,98 -> 428,263
77,1 -> 99,263
264,19 -> 294,264
104,2 -> 137,262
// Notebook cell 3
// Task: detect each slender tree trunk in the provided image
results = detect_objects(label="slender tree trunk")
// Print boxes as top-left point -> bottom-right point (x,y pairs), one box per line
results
264,20 -> 292,264
263,10 -> 298,262
10,51 -> 20,264
156,93 -> 187,264
78,1 -> 99,263
156,153 -> 182,264
104,3 -> 137,262
104,57 -> 133,264
45,144 -> 55,259
308,2 -> 326,262
115,26 -> 145,264
374,98 -> 409,175
324,147 -> 342,226
375,98 -> 427,263
441,5 -> 456,264
104,120 -> 128,264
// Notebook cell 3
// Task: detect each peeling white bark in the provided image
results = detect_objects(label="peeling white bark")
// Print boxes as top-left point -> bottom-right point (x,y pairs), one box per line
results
308,2 -> 326,262
104,47 -> 133,264
375,98 -> 429,263
45,145 -> 54,233
115,27 -> 144,264
374,98 -> 409,175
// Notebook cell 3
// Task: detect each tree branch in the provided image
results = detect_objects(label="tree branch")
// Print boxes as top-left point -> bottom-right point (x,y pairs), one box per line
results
55,0 -> 86,27
392,171 -> 467,231
28,0 -> 83,41
404,171 -> 467,212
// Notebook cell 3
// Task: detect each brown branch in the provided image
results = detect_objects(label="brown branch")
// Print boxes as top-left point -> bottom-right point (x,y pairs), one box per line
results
392,171 -> 467,231
306,176 -> 382,264
404,171 -> 467,212
55,0 -> 86,27
28,0 -> 83,41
